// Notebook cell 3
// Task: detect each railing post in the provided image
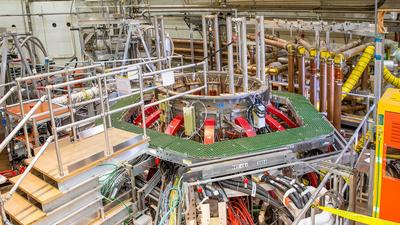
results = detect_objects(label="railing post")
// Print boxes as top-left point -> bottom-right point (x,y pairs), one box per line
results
16,80 -> 32,158
46,88 -> 65,177
138,68 -> 147,139
97,75 -> 112,156
65,70 -> 78,142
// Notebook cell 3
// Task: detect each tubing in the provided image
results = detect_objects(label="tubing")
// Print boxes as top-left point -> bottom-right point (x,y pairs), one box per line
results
383,66 -> 400,88
341,45 -> 375,100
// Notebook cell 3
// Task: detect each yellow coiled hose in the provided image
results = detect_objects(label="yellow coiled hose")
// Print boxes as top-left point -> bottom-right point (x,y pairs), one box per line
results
342,45 -> 400,100
342,45 -> 375,100
383,66 -> 400,88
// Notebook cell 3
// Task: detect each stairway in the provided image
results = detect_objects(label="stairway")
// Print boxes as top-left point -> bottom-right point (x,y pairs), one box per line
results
3,127 -> 148,225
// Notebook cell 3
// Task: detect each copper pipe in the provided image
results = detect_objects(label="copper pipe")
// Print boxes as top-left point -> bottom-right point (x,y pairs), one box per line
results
327,59 -> 335,122
288,47 -> 295,92
310,57 -> 318,107
248,35 -> 288,49
333,63 -> 343,130
361,64 -> 369,90
297,54 -> 306,96
319,59 -> 327,113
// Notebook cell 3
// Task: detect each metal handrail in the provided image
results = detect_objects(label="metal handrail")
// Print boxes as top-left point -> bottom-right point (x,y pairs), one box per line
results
292,103 -> 376,224
0,95 -> 47,154
4,136 -> 54,201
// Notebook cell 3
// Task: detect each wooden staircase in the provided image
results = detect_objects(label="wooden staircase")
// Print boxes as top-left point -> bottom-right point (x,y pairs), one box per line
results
3,127 -> 148,225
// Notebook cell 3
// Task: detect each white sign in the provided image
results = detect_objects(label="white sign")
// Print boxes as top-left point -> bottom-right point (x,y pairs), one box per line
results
161,71 -> 175,86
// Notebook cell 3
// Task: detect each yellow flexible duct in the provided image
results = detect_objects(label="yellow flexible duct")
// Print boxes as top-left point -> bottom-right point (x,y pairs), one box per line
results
383,66 -> 400,88
342,45 -> 375,100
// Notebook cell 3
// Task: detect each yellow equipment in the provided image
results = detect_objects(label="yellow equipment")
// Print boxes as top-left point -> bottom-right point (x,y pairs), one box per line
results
373,88 -> 400,222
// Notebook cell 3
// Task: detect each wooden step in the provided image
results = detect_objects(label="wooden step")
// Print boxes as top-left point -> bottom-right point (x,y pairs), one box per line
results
90,201 -> 133,225
9,174 -> 62,206
4,193 -> 46,225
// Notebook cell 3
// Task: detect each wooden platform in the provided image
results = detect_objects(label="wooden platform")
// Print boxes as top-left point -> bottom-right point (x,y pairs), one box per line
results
6,101 -> 70,122
27,128 -> 142,182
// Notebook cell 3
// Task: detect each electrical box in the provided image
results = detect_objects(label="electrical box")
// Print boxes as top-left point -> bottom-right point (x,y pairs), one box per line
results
373,88 -> 400,222
183,106 -> 196,136
252,103 -> 266,129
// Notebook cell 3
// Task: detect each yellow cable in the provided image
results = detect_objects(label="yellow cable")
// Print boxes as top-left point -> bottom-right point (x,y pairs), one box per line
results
342,45 -> 375,100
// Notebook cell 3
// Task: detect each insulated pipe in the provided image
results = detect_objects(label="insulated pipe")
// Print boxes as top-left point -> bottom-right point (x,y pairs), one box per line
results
334,39 -> 362,53
341,45 -> 375,100
240,18 -> 248,92
296,37 -> 314,52
297,46 -> 306,96
287,45 -> 295,92
226,17 -> 235,94
310,53 -> 318,107
213,15 -> 221,71
258,16 -> 266,84
327,59 -> 335,122
341,42 -> 374,60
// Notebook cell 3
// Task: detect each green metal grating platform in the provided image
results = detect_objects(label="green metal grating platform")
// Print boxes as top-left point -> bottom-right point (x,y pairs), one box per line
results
109,91 -> 334,160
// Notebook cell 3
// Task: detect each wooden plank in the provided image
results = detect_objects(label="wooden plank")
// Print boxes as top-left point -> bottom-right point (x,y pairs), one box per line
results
89,201 -> 132,225
4,193 -> 46,225
28,128 -> 142,181
9,173 -> 62,204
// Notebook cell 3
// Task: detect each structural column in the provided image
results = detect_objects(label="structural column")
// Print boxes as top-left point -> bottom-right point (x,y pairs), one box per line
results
297,46 -> 306,96
333,54 -> 344,130
327,58 -> 335,122
287,45 -> 295,93
309,49 -> 318,107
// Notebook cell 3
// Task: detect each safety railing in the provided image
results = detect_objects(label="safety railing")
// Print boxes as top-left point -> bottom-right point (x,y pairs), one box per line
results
292,103 -> 376,225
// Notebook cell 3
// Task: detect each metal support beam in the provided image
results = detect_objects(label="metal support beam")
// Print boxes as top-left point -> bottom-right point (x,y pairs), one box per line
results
226,17 -> 235,94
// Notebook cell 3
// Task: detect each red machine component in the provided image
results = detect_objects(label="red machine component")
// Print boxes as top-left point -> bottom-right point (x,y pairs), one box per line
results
265,115 -> 285,131
267,104 -> 297,128
306,172 -> 319,188
141,110 -> 162,128
234,117 -> 256,137
133,106 -> 157,125
164,115 -> 184,135
204,118 -> 215,145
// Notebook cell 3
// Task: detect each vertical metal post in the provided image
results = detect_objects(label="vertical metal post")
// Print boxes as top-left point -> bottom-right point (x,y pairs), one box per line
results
226,17 -> 235,94
46,88 -> 65,177
97,76 -> 112,156
65,71 -> 77,141
214,15 -> 221,71
159,17 -> 167,62
240,18 -> 248,92
122,23 -> 133,66
189,23 -> 195,68
287,46 -> 295,93
259,16 -> 266,85
202,15 -> 209,72
374,37 -> 384,117
255,17 -> 261,80
154,17 -> 162,70
138,68 -> 147,138
16,80 -> 31,157
0,36 -> 9,96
